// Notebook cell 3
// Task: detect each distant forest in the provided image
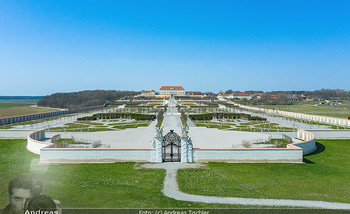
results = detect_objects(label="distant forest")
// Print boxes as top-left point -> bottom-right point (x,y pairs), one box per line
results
37,90 -> 139,109
267,89 -> 350,100
222,89 -> 350,100
225,89 -> 350,105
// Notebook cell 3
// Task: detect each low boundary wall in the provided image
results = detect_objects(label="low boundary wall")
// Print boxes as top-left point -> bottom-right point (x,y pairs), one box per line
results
40,147 -> 152,164
0,105 -> 105,126
192,129 -> 317,163
0,129 -> 49,154
20,128 -> 350,164
27,129 -> 50,155
306,129 -> 350,139
0,129 -> 36,139
24,130 -> 152,163
296,130 -> 317,155
238,104 -> 350,127
192,148 -> 303,163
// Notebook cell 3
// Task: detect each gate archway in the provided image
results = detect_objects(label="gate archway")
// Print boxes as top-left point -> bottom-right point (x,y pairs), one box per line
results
163,130 -> 181,162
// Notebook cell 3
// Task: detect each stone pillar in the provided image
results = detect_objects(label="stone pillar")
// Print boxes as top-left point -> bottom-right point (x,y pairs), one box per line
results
181,137 -> 193,162
181,137 -> 188,162
187,138 -> 193,162
151,137 -> 163,162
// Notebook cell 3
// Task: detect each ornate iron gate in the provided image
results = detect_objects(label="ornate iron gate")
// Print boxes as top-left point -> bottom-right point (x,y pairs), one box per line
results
163,130 -> 181,162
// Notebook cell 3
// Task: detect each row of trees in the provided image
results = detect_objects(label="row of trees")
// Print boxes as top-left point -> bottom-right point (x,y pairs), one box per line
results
38,90 -> 139,109
306,89 -> 350,100
263,89 -> 350,100
181,110 -> 188,125
157,110 -> 164,127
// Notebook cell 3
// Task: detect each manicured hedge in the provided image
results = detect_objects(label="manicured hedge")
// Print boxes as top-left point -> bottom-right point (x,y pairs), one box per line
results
77,113 -> 156,121
248,116 -> 267,121
188,113 -> 266,121
188,113 -> 213,121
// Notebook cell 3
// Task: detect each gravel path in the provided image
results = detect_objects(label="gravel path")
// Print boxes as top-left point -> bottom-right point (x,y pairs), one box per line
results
141,163 -> 350,209
162,105 -> 183,134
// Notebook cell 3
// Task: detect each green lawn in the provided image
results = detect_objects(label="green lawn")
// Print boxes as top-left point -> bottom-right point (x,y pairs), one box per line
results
178,140 -> 350,203
255,104 -> 350,119
2,139 -> 348,208
0,104 -> 33,108
0,139 -> 260,208
0,100 -> 38,108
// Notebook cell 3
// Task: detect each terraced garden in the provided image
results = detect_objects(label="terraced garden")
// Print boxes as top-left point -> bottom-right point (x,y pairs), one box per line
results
49,119 -> 152,132
194,119 -> 295,132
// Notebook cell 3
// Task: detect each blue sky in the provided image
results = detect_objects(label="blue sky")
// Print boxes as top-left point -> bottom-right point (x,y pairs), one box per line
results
1,0 -> 350,95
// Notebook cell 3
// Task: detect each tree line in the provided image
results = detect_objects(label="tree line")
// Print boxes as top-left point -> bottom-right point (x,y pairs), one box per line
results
220,89 -> 350,100
37,90 -> 140,109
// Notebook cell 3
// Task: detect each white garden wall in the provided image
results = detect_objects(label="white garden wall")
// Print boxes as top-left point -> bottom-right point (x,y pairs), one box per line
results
14,128 -> 349,164
40,147 -> 152,164
238,104 -> 350,127
192,148 -> 303,163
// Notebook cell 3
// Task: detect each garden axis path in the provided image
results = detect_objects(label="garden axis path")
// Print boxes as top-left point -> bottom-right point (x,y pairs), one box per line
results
141,163 -> 350,209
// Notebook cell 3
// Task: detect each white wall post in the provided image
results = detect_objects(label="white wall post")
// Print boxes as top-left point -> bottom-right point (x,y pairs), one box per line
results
181,137 -> 188,162
152,137 -> 163,162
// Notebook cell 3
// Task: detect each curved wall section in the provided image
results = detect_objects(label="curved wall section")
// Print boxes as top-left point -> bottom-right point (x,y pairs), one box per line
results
294,130 -> 317,155
27,129 -> 50,155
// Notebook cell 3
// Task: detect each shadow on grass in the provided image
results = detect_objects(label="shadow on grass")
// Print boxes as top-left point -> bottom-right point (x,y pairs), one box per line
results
303,142 -> 325,164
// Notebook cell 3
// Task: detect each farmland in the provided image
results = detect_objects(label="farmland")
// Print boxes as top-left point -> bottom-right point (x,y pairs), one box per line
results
0,99 -> 59,118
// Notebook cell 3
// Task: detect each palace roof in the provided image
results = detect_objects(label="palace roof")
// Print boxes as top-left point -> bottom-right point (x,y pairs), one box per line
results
233,93 -> 250,96
160,86 -> 185,90
142,90 -> 155,93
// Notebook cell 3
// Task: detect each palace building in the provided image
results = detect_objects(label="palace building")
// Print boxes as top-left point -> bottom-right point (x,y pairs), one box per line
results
141,90 -> 156,95
159,86 -> 185,96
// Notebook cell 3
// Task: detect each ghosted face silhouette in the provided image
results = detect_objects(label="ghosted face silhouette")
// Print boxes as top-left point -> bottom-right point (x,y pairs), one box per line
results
8,188 -> 33,214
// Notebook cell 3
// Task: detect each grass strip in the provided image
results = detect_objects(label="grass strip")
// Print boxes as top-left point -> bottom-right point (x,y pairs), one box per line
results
178,140 -> 350,203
